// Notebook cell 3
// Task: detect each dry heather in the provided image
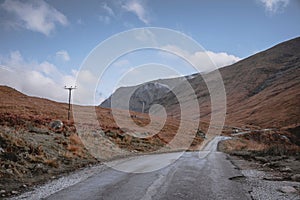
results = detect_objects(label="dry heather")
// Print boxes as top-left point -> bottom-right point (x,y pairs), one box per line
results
219,130 -> 300,156
0,113 -> 97,197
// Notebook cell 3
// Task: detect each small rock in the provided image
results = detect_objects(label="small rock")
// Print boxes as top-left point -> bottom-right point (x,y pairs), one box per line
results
49,120 -> 64,132
6,169 -> 13,174
278,186 -> 297,193
22,184 -> 27,188
279,167 -> 292,173
262,163 -> 269,167
291,174 -> 300,182
11,190 -> 19,195
0,147 -> 4,154
264,176 -> 284,181
0,190 -> 6,194
196,129 -> 206,138
264,161 -> 280,168
33,164 -> 47,175
255,156 -> 269,163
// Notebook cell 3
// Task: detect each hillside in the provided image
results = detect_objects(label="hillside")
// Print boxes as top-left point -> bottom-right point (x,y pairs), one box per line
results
0,86 -> 95,196
100,77 -> 186,113
101,37 -> 300,131
220,37 -> 300,128
0,85 -> 205,197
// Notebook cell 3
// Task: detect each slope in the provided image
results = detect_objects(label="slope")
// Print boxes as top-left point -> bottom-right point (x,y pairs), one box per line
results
101,37 -> 300,129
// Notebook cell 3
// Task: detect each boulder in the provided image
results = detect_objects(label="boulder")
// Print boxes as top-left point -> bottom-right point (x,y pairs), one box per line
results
278,186 -> 297,193
49,120 -> 63,132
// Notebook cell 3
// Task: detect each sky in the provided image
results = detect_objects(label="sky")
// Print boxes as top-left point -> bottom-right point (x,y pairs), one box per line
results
0,0 -> 299,105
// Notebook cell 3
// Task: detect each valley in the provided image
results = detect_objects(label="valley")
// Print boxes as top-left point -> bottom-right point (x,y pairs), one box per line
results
0,37 -> 299,199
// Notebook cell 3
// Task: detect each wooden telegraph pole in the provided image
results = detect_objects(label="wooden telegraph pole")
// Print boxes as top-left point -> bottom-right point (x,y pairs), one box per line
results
64,86 -> 76,120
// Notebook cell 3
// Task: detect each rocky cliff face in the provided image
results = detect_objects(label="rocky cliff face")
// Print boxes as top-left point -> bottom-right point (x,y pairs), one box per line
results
128,82 -> 171,113
101,81 -> 178,113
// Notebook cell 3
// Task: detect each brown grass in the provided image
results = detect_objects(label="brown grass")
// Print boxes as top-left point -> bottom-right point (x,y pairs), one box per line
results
221,137 -> 300,156
62,151 -> 74,159
44,159 -> 59,168
67,144 -> 80,152
69,134 -> 83,145
222,139 -> 266,152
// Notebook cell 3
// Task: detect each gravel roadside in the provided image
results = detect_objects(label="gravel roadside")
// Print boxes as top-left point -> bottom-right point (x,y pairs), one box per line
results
229,155 -> 300,200
7,164 -> 108,200
7,153 -> 300,200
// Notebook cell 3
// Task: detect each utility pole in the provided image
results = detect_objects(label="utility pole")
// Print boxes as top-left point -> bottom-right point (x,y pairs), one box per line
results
64,86 -> 76,120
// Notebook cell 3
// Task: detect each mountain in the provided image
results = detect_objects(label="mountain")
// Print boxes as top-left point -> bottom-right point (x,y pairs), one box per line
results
100,37 -> 300,130
101,82 -> 177,113
220,37 -> 300,128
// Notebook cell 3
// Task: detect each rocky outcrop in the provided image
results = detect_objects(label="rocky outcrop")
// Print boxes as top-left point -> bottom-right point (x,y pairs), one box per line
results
101,82 -> 174,113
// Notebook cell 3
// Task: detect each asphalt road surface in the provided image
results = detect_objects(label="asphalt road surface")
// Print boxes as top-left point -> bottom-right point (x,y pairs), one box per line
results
44,136 -> 251,200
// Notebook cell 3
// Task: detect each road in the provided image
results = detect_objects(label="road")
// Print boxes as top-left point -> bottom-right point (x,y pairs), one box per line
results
44,136 -> 251,200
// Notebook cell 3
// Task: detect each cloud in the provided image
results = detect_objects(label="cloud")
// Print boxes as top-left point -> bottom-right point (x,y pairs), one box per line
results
39,61 -> 59,75
122,0 -> 150,25
56,50 -> 70,62
259,0 -> 290,14
162,45 -> 241,72
98,1 -> 151,26
99,3 -> 115,24
1,0 -> 68,36
102,3 -> 115,17
0,51 -> 98,105
98,15 -> 111,24
205,51 -> 241,69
